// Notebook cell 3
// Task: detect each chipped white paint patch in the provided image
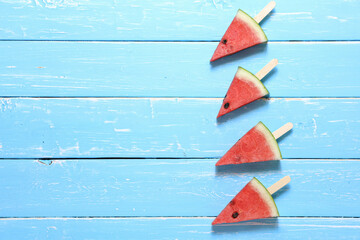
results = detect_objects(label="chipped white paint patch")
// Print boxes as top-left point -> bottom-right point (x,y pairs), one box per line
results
274,12 -> 312,16
30,85 -> 87,89
32,146 -> 44,151
88,147 -> 103,152
203,150 -> 222,153
312,118 -> 317,136
43,119 -> 54,128
104,120 -> 116,124
271,12 -> 313,20
175,137 -> 186,156
0,28 -> 16,35
328,120 -> 345,123
303,99 -> 319,105
283,224 -> 360,229
178,191 -> 205,197
85,98 -> 99,102
51,160 -> 67,166
327,16 -> 347,22
0,143 -> 2,149
59,142 -> 80,156
160,124 -> 177,127
114,128 -> 131,132
116,27 -> 134,31
155,143 -> 174,152
149,99 -> 155,119
176,140 -> 185,151
0,98 -> 12,111
191,144 -> 201,152
47,226 -> 57,230
6,66 -> 16,68
32,0 -> 79,8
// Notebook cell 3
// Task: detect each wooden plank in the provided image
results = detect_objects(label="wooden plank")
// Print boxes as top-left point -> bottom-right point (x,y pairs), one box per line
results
0,0 -> 359,40
0,98 -> 359,158
0,217 -> 359,239
1,42 -> 360,97
0,159 -> 360,217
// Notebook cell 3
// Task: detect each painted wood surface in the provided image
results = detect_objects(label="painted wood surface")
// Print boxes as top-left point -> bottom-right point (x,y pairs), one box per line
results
0,159 -> 359,217
1,98 -> 359,158
1,42 -> 360,97
0,0 -> 359,41
0,217 -> 359,240
1,0 -> 360,238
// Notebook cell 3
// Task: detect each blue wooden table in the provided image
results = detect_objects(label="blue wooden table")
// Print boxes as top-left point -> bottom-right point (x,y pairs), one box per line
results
1,0 -> 360,239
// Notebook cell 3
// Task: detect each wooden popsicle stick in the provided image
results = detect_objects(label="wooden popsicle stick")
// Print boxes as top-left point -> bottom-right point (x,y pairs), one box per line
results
267,176 -> 291,195
254,1 -> 276,23
272,122 -> 293,140
255,59 -> 278,80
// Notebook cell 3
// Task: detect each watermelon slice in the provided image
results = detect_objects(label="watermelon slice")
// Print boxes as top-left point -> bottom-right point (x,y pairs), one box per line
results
215,122 -> 281,166
210,9 -> 267,62
217,67 -> 268,118
212,177 -> 279,225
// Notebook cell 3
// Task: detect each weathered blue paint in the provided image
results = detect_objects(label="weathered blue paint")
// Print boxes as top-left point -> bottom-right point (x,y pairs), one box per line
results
1,42 -> 360,97
0,217 -> 359,239
0,159 -> 359,217
0,98 -> 358,158
1,0 -> 359,237
0,0 -> 359,40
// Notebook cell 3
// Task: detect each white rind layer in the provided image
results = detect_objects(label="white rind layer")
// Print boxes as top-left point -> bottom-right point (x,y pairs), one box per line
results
235,68 -> 269,96
235,10 -> 268,43
250,178 -> 279,217
255,122 -> 282,160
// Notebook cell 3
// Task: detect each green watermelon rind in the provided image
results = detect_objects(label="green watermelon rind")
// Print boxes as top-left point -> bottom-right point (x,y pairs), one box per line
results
236,67 -> 269,97
257,121 -> 282,159
236,9 -> 268,43
251,177 -> 280,217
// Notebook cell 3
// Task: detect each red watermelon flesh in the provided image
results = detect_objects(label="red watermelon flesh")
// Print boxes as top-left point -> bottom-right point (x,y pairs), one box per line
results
215,122 -> 281,166
212,177 -> 279,225
210,10 -> 267,62
217,67 -> 268,118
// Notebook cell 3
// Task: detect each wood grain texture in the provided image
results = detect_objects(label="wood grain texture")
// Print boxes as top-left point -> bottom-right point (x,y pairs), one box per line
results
1,42 -> 360,97
0,217 -> 359,239
0,159 -> 360,217
1,98 -> 359,158
0,0 -> 359,40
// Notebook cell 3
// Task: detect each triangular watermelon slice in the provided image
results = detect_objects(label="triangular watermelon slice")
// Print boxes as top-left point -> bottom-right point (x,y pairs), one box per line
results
217,67 -> 268,118
215,122 -> 281,166
212,177 -> 279,225
210,9 -> 267,62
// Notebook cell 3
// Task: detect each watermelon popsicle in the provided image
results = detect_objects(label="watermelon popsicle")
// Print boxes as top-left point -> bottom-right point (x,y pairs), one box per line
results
210,1 -> 276,62
217,59 -> 278,118
215,122 -> 293,166
212,176 -> 291,225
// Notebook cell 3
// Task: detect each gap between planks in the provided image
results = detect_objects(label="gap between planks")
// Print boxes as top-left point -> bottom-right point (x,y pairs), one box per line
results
1,97 -> 360,100
0,217 -> 359,220
2,158 -> 360,160
1,40 -> 360,43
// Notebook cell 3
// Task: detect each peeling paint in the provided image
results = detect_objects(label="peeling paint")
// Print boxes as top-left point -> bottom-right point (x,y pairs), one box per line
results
114,128 -> 131,132
312,118 -> 318,137
59,142 -> 80,156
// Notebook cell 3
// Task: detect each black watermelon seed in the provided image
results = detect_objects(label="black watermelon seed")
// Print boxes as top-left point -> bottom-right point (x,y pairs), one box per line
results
232,212 -> 239,218
224,102 -> 229,109
222,39 -> 227,44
